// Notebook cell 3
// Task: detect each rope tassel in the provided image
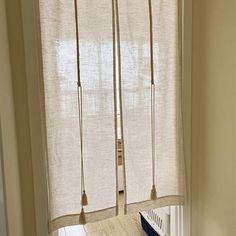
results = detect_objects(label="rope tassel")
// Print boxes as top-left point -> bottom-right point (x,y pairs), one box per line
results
77,85 -> 88,208
79,208 -> 86,225
150,184 -> 157,200
74,0 -> 88,218
81,190 -> 88,206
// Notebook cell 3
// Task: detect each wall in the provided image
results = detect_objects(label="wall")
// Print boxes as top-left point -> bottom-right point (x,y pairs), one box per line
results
192,0 -> 236,235
0,0 -> 24,235
4,0 -> 37,235
0,131 -> 8,236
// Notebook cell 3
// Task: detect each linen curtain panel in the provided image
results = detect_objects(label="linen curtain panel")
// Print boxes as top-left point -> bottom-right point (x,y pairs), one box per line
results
39,0 -> 185,232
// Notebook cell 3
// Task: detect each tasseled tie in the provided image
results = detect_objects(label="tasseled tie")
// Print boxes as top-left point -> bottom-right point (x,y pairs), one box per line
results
79,208 -> 86,225
74,0 -> 88,226
150,184 -> 157,200
81,190 -> 88,206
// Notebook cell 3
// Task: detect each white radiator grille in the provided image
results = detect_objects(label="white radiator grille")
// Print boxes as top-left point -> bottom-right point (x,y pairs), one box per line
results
141,208 -> 170,236
140,206 -> 184,236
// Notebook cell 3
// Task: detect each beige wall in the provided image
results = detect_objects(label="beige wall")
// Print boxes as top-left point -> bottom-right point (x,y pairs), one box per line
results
4,0 -> 37,235
192,0 -> 236,235
0,0 -> 24,235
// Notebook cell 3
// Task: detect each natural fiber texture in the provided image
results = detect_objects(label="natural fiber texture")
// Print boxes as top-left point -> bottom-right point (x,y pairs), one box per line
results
81,191 -> 88,206
114,0 -> 128,214
38,0 -> 185,232
74,0 -> 89,209
148,0 -> 157,198
79,208 -> 86,225
117,0 -> 185,211
150,185 -> 157,200
39,0 -> 117,231
49,206 -> 117,232
112,0 -> 119,216
127,196 -> 184,214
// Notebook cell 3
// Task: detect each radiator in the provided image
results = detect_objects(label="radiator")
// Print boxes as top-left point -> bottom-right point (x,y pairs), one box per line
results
140,208 -> 170,236
140,206 -> 184,236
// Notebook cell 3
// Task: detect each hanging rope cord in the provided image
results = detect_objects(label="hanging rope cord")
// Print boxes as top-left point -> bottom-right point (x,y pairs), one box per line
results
114,0 -> 128,214
111,0 -> 120,215
74,0 -> 87,224
148,0 -> 157,200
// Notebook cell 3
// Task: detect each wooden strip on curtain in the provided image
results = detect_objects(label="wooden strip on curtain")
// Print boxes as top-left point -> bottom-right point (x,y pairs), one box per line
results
117,0 -> 185,213
39,0 -> 118,232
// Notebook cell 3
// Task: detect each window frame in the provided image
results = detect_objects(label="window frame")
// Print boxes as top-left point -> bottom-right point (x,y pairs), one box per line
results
20,0 -> 192,235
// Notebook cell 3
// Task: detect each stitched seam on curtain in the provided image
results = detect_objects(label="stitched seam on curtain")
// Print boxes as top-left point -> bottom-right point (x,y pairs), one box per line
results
49,206 -> 117,232
127,196 -> 184,214
178,0 -> 187,200
35,0 -> 52,224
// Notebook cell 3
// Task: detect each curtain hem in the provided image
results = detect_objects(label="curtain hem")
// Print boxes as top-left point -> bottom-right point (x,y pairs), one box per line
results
126,195 -> 184,213
49,196 -> 184,232
49,206 -> 117,233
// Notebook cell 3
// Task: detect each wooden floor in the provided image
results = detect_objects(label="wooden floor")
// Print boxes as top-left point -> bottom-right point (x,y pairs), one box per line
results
59,193 -> 147,236
59,214 -> 146,236
86,214 -> 146,236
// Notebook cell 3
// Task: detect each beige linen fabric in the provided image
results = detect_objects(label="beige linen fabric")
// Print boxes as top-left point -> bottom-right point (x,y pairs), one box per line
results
39,0 -> 184,231
39,0 -> 117,231
117,0 -> 185,212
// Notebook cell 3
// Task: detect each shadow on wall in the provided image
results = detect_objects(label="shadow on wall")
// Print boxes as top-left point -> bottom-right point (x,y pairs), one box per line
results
0,121 -> 8,236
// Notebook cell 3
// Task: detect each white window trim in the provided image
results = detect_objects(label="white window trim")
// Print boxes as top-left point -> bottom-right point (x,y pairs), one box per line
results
20,0 -> 192,235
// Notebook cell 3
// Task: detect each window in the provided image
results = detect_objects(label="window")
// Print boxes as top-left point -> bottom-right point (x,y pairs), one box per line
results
19,0 -> 192,234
